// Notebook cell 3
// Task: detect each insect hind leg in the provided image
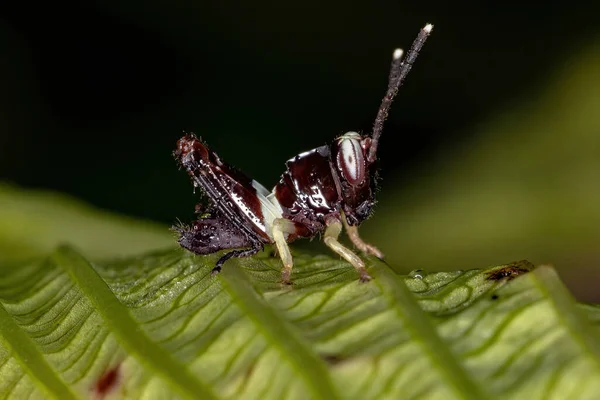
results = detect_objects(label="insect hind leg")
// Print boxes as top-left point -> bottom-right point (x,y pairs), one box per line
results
212,245 -> 261,275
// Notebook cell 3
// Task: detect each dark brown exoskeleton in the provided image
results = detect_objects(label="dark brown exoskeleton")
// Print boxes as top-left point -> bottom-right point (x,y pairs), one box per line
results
174,24 -> 433,283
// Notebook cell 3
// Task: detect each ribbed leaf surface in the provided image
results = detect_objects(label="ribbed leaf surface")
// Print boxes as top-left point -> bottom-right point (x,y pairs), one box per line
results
1,248 -> 599,399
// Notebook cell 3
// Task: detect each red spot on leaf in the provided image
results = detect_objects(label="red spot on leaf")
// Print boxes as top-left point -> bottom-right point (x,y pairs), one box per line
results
94,365 -> 120,398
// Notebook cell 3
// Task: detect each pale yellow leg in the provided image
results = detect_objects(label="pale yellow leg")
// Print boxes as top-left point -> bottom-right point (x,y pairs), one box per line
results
324,219 -> 372,282
272,218 -> 295,284
342,212 -> 384,259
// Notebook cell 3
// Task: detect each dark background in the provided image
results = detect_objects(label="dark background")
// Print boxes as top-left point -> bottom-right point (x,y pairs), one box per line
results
2,1 -> 595,220
2,2 -> 600,299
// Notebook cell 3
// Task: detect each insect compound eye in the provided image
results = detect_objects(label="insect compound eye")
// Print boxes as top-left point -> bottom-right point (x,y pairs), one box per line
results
336,132 -> 366,186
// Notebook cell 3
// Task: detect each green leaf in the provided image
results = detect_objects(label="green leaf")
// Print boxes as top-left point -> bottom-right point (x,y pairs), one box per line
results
1,244 -> 600,399
1,186 -> 600,399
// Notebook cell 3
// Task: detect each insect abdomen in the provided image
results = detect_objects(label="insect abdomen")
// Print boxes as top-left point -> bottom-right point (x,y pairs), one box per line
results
175,214 -> 253,255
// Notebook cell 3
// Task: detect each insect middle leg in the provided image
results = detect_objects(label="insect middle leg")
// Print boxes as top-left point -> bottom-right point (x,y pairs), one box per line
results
324,219 -> 372,282
342,212 -> 384,259
272,218 -> 296,284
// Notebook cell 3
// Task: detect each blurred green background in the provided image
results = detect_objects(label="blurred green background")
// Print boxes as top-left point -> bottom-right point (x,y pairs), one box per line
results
2,2 -> 600,301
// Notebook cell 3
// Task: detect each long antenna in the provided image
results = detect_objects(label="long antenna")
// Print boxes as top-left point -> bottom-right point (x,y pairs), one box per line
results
368,23 -> 433,163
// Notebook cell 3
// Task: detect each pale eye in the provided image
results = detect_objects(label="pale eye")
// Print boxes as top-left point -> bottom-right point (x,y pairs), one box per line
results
338,137 -> 365,185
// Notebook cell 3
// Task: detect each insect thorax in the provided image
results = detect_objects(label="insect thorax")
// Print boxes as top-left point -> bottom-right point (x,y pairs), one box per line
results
273,133 -> 376,237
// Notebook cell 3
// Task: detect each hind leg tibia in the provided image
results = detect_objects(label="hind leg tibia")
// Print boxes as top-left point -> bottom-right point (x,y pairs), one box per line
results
213,245 -> 261,275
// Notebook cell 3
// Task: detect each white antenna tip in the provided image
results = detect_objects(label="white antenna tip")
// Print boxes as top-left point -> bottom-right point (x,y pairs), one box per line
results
423,23 -> 434,33
392,48 -> 404,60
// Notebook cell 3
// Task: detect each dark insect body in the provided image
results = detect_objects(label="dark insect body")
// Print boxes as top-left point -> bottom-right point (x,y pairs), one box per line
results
173,24 -> 433,283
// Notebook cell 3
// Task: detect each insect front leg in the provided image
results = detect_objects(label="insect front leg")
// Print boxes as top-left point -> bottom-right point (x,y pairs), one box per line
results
324,218 -> 372,282
342,212 -> 384,259
272,218 -> 296,284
